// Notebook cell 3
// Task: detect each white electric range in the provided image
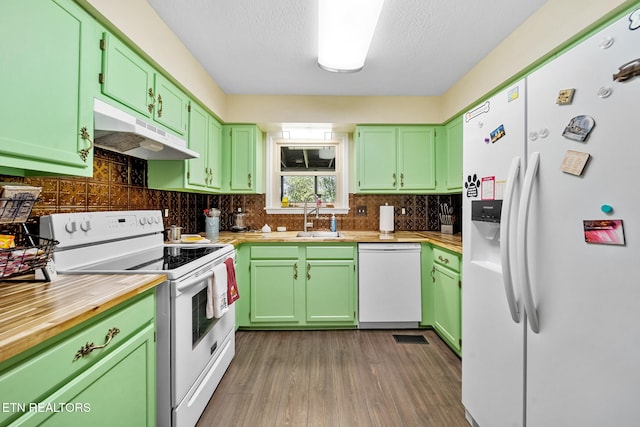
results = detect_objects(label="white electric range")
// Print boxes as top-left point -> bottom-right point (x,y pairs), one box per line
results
40,210 -> 235,427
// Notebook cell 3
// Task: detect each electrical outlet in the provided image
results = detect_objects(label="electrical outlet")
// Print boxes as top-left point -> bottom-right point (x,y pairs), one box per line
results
356,206 -> 367,216
164,209 -> 169,217
401,207 -> 406,215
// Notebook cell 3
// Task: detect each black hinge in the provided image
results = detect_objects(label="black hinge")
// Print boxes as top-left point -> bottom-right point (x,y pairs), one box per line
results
99,38 -> 106,50
434,130 -> 437,137
187,171 -> 190,179
459,338 -> 462,346
459,280 -> 462,288
187,104 -> 191,113
154,331 -> 157,342
98,73 -> 104,84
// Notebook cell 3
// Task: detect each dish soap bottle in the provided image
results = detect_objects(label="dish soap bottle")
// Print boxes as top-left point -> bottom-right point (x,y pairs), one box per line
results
330,214 -> 337,232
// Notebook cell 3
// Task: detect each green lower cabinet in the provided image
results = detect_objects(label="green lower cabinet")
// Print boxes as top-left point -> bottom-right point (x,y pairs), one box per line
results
0,291 -> 156,427
421,243 -> 462,356
250,259 -> 302,324
420,243 -> 435,326
432,260 -> 462,356
243,244 -> 357,329
0,0 -> 96,177
305,260 -> 356,323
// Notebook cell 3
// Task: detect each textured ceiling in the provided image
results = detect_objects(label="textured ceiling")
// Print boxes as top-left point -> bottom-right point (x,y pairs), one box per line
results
146,0 -> 548,96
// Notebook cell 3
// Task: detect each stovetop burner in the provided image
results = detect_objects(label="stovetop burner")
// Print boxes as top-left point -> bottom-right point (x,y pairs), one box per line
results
160,246 -> 226,270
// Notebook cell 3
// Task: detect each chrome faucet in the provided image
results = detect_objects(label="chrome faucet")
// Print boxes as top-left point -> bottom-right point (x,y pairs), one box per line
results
303,193 -> 320,232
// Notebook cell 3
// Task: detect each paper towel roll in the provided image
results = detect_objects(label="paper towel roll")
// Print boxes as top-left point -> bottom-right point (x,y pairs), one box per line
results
379,205 -> 394,233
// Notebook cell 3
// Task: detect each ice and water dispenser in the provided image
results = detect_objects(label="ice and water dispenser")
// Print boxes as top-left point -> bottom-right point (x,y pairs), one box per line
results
470,200 -> 504,268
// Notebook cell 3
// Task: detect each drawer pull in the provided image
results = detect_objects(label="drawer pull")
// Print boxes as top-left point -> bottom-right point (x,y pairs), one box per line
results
438,255 -> 449,264
73,327 -> 120,362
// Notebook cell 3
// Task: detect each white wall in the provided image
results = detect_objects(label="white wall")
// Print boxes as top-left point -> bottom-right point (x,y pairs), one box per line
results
81,0 -> 635,126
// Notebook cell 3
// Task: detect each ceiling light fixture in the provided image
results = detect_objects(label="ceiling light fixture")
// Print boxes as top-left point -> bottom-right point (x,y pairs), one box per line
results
317,0 -> 385,73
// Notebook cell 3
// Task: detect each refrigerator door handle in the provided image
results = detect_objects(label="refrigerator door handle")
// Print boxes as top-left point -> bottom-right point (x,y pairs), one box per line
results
500,156 -> 521,323
517,151 -> 540,333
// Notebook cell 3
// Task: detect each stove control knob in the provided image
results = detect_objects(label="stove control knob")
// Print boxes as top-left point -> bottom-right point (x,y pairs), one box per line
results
153,216 -> 161,224
147,216 -> 154,225
80,220 -> 91,232
139,217 -> 147,225
65,221 -> 77,234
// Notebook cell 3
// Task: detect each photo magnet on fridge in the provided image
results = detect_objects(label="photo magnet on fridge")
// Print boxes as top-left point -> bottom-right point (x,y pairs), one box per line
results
562,115 -> 595,142
490,124 -> 506,143
556,89 -> 575,105
583,219 -> 625,245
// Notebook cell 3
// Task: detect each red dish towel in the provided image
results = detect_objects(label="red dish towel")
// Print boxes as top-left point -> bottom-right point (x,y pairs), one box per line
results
225,258 -> 240,304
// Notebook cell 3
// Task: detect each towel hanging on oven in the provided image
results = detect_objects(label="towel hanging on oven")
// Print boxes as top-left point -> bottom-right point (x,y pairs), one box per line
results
207,262 -> 229,319
225,258 -> 240,305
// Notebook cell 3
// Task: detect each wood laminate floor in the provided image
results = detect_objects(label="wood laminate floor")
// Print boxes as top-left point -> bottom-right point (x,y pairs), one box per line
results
196,329 -> 467,427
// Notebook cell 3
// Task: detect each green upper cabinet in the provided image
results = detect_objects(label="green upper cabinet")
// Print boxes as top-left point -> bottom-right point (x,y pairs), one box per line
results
356,126 -> 436,193
356,127 -> 397,192
443,116 -> 463,191
207,116 -> 223,190
222,125 -> 264,193
153,73 -> 189,136
99,32 -> 188,136
0,0 -> 96,177
147,101 -> 222,193
398,127 -> 436,191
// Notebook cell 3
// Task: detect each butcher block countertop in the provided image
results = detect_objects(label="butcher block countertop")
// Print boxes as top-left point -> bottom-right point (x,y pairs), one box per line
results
0,273 -> 166,364
216,230 -> 462,254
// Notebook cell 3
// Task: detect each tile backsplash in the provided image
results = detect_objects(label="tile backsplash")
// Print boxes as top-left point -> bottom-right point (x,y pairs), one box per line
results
3,148 -> 461,235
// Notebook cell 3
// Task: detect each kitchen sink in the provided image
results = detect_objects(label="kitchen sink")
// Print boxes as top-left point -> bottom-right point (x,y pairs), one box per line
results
295,231 -> 345,238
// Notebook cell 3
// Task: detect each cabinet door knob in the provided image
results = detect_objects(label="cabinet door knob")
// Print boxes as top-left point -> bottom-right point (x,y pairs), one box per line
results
293,263 -> 298,280
306,263 -> 311,280
157,94 -> 163,117
392,173 -> 397,187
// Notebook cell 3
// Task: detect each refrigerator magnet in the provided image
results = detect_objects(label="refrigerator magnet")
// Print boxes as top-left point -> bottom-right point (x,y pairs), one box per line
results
629,9 -> 640,30
465,174 -> 481,198
481,176 -> 495,200
490,124 -> 506,143
561,150 -> 591,176
583,219 -> 625,245
562,115 -> 595,142
556,89 -> 575,105
465,101 -> 490,122
612,58 -> 640,83
507,86 -> 519,102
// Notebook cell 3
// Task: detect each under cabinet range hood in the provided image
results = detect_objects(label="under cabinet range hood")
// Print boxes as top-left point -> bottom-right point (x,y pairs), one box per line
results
93,98 -> 198,160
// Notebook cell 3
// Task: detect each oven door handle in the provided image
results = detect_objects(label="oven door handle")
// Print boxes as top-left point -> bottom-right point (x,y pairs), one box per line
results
176,270 -> 214,293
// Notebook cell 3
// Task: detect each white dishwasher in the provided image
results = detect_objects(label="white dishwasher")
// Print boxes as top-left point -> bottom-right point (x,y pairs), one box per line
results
358,243 -> 422,328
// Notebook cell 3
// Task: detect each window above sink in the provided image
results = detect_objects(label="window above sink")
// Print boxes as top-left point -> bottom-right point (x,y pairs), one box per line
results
265,130 -> 349,214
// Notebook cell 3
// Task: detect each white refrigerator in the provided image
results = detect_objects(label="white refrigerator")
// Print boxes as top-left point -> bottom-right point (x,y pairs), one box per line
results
462,8 -> 640,427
